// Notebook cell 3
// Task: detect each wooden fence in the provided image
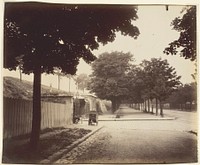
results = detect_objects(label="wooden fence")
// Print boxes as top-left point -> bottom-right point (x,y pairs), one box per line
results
3,97 -> 73,139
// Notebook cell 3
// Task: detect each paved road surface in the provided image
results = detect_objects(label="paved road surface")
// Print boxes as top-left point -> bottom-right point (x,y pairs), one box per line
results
56,107 -> 198,164
164,109 -> 198,132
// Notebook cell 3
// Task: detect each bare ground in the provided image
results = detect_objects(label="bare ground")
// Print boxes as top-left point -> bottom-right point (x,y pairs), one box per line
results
2,127 -> 91,164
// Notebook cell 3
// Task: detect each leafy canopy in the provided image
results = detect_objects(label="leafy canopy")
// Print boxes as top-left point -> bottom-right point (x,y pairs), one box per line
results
4,2 -> 140,75
88,52 -> 134,100
4,2 -> 141,148
164,6 -> 196,61
140,58 -> 181,101
126,66 -> 144,103
166,82 -> 197,105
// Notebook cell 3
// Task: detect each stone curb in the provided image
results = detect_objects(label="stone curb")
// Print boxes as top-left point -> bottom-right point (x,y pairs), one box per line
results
103,117 -> 176,121
39,126 -> 104,164
83,117 -> 176,121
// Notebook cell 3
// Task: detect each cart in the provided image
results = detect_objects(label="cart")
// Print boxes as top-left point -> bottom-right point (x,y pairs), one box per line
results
88,111 -> 98,125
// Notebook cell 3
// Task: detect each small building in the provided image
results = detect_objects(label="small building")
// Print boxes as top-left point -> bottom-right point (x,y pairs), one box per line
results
41,94 -> 74,126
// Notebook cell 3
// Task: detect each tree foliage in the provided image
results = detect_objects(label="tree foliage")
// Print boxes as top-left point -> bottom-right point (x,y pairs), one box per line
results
126,66 -> 144,103
88,52 -> 134,111
164,6 -> 196,61
127,58 -> 181,115
166,82 -> 197,110
4,2 -> 140,148
140,58 -> 181,102
4,2 -> 140,74
89,56 -> 181,114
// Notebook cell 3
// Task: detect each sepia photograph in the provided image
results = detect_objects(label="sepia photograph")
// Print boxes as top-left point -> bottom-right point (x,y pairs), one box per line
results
1,0 -> 199,164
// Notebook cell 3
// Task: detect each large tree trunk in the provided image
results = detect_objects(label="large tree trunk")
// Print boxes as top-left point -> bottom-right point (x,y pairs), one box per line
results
30,67 -> 41,150
156,98 -> 158,116
144,100 -> 147,112
111,98 -> 117,113
116,99 -> 120,110
142,102 -> 144,111
190,101 -> 192,111
160,100 -> 163,117
147,99 -> 150,112
151,99 -> 154,114
142,103 -> 144,111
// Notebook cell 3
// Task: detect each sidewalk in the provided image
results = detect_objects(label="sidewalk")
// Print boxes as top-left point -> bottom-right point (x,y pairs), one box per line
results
95,108 -> 176,121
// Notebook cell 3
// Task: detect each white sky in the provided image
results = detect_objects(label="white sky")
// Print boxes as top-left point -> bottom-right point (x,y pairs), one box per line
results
78,5 -> 196,82
3,5 -> 197,92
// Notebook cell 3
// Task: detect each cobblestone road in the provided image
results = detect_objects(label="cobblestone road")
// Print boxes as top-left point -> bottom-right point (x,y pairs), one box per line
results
55,127 -> 110,164
55,108 -> 198,164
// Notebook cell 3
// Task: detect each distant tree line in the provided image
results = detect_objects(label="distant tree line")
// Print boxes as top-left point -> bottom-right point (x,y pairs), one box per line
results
165,82 -> 197,111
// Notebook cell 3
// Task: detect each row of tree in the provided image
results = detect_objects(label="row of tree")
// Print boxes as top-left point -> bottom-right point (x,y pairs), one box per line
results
88,52 -> 183,115
4,3 -> 196,150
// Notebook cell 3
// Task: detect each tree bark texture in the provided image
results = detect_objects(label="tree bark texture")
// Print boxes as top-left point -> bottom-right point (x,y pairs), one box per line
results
144,100 -> 147,112
30,66 -> 41,149
160,100 -> 163,117
156,98 -> 158,115
147,99 -> 150,112
111,99 -> 117,113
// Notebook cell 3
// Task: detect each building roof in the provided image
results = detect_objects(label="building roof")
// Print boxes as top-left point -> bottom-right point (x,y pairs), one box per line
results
3,76 -> 73,100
